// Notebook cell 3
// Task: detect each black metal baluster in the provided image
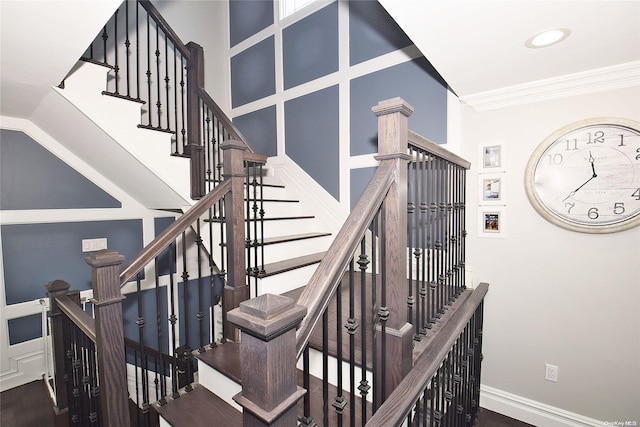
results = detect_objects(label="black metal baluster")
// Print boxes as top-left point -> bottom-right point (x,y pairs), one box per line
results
164,32 -> 171,131
419,151 -> 428,335
102,25 -> 108,65
195,219 -> 205,353
414,151 -> 423,338
358,235 -> 370,422
168,241 -> 180,399
322,310 -> 329,427
135,2 -> 141,101
245,163 -> 255,296
146,13 -> 152,127
125,2 -> 131,98
89,338 -> 101,425
407,153 -> 415,331
258,164 -> 266,276
155,21 -> 162,128
427,155 -> 437,329
251,164 -> 260,283
345,260 -> 357,427
173,45 -> 179,155
136,273 -> 151,422
154,257 -> 167,405
113,8 -> 120,95
332,281 -> 345,425
370,211 -> 379,413
179,55 -> 186,149
299,346 -> 314,426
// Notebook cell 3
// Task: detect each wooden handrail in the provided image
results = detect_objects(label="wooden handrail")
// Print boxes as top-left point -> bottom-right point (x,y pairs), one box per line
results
364,282 -> 489,427
138,0 -> 191,58
295,160 -> 396,357
119,180 -> 231,285
408,130 -> 471,170
56,295 -> 97,342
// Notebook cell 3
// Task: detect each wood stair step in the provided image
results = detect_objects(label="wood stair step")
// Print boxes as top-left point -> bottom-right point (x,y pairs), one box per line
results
152,383 -> 241,427
249,251 -> 326,278
260,232 -> 332,246
206,215 -> 315,223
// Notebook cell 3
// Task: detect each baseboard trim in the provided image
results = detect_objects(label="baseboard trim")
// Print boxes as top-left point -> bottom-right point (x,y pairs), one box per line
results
480,384 -> 604,427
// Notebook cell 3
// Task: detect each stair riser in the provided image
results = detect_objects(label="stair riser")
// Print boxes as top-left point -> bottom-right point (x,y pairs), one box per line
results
196,358 -> 243,411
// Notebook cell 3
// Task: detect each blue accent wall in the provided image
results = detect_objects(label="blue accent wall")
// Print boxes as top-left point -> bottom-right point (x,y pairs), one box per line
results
282,2 -> 339,90
0,129 -> 121,210
285,86 -> 340,201
231,36 -> 276,108
8,314 -> 41,345
349,0 -> 412,66
350,58 -> 448,156
350,167 -> 376,210
2,220 -> 143,305
155,217 -> 176,276
229,0 -> 274,47
233,106 -> 278,157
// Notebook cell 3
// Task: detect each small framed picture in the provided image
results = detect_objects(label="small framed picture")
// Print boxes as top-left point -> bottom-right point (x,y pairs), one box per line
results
478,206 -> 506,238
479,143 -> 506,172
479,173 -> 506,204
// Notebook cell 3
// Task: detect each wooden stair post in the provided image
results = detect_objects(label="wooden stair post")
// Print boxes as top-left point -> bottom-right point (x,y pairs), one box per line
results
222,140 -> 250,342
372,97 -> 415,405
46,279 -> 73,424
228,294 -> 307,426
85,249 -> 130,427
186,41 -> 206,199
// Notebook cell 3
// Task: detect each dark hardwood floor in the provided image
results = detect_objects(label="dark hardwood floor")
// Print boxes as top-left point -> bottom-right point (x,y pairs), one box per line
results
1,379 -> 534,427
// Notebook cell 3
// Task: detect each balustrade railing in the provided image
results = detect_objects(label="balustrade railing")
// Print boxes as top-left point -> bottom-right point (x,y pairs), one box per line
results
229,98 -> 483,427
81,0 -> 253,199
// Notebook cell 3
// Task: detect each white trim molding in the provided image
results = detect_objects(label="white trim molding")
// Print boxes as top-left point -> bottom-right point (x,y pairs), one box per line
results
461,61 -> 640,112
480,384 -> 606,427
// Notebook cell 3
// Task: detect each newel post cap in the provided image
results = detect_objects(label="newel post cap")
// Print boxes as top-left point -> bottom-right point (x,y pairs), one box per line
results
228,293 -> 307,341
372,97 -> 414,118
84,249 -> 125,268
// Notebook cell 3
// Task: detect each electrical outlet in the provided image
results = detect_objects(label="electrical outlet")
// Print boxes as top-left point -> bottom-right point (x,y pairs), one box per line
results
545,364 -> 558,382
82,238 -> 107,252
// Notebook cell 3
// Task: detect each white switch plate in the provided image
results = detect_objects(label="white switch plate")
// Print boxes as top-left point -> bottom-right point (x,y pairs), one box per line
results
82,238 -> 107,252
545,364 -> 558,382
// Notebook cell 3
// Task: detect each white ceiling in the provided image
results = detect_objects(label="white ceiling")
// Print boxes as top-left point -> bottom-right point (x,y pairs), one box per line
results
379,0 -> 640,109
1,1 -> 638,119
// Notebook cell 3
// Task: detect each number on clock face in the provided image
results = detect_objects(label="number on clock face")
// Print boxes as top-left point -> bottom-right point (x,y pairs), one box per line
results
526,119 -> 640,233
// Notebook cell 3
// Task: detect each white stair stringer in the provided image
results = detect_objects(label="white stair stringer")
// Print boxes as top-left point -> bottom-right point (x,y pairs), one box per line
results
32,60 -> 192,209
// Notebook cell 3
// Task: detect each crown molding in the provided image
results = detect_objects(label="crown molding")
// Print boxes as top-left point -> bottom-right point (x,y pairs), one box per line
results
460,61 -> 640,112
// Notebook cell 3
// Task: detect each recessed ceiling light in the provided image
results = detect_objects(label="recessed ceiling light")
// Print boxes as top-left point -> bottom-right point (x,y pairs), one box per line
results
525,28 -> 571,48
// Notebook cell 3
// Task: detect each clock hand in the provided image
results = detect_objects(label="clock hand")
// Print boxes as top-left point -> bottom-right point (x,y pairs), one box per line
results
563,173 -> 597,202
589,150 -> 597,177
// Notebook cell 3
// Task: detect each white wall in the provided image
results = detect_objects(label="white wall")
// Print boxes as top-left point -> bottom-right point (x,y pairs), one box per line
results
462,86 -> 640,424
151,0 -> 231,112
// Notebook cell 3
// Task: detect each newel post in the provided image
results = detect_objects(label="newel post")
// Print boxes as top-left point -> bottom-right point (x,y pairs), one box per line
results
46,279 -> 72,418
86,249 -> 130,427
186,41 -> 206,199
372,97 -> 415,404
222,140 -> 250,342
228,294 -> 307,426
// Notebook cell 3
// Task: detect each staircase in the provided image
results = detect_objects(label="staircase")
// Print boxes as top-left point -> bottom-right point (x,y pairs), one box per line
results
43,2 -> 489,426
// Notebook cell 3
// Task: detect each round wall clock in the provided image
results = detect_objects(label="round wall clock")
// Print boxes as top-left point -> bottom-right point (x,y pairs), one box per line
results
525,117 -> 640,233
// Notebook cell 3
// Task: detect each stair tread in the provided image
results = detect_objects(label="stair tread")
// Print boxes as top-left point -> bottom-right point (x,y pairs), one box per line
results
250,251 -> 326,278
153,383 -> 241,427
207,215 -> 315,223
261,232 -> 332,246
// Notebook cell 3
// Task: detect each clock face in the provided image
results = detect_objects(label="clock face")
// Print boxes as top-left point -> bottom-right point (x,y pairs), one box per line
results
525,118 -> 640,233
